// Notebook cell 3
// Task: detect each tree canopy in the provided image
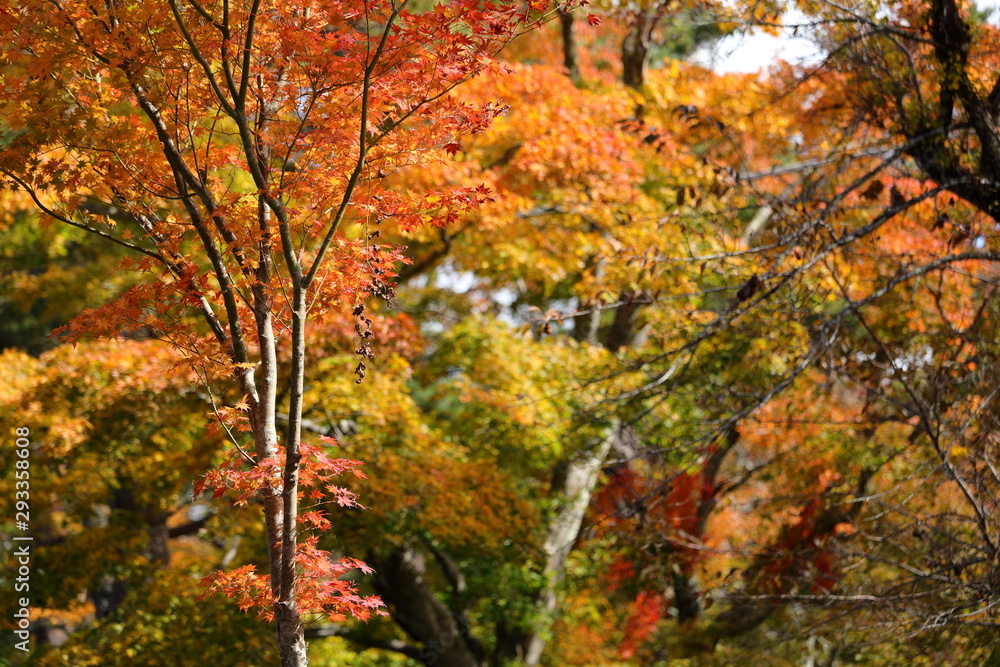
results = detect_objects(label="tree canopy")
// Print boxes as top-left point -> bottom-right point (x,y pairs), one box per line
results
3,0 -> 1000,665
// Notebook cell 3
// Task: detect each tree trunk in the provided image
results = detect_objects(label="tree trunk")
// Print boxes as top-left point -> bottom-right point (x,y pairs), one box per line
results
89,575 -> 127,620
277,297 -> 309,667
248,314 -> 306,665
145,510 -> 171,567
248,213 -> 308,666
373,543 -> 485,667
559,9 -> 579,83
573,257 -> 604,345
604,292 -> 649,352
673,569 -> 702,623
622,12 -> 652,89
520,423 -> 617,666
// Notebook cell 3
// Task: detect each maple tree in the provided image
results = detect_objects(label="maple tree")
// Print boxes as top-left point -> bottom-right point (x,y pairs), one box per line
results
0,0 -> 575,664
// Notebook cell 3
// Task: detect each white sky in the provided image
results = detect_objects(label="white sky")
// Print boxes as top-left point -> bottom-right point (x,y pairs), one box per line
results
696,3 -> 1000,74
693,10 -> 820,73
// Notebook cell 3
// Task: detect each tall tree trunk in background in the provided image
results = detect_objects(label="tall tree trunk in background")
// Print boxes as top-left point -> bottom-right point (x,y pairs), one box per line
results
145,510 -> 171,567
605,292 -> 650,352
559,8 -> 579,83
521,424 -> 618,666
622,11 -> 654,89
373,544 -> 485,667
574,257 -> 604,345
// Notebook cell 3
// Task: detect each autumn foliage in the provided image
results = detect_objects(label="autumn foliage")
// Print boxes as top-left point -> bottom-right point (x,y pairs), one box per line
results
4,0 -> 1000,665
